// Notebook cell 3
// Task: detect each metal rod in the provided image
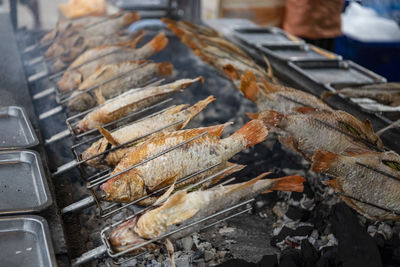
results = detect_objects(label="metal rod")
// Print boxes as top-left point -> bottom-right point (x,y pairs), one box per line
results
61,195 -> 95,214
102,198 -> 255,258
313,118 -> 384,152
59,62 -> 149,104
336,192 -> 400,215
355,162 -> 400,183
71,244 -> 107,266
277,94 -> 313,108
87,131 -> 208,188
39,106 -> 63,120
33,86 -> 56,100
377,119 -> 400,136
45,129 -> 71,145
100,163 -> 226,218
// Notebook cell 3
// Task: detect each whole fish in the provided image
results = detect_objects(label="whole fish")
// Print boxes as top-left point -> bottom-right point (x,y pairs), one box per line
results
249,108 -> 384,160
75,77 -> 203,133
240,71 -> 332,113
322,83 -> 400,107
49,31 -> 144,73
100,119 -> 268,204
45,12 -> 141,58
162,18 -> 220,38
67,61 -> 173,111
58,32 -> 168,93
311,149 -> 400,221
81,96 -> 216,169
109,172 -> 305,252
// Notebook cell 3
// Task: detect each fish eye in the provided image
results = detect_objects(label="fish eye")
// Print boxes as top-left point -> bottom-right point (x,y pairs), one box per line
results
339,121 -> 360,136
382,160 -> 400,171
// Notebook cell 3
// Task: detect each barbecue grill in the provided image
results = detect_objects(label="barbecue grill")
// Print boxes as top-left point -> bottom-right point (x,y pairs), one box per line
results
1,4 -> 400,267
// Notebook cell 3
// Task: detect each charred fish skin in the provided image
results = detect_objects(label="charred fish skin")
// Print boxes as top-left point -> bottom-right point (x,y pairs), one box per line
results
81,96 -> 216,169
58,32 -> 168,93
67,61 -> 173,112
240,71 -> 332,113
100,119 -> 268,203
250,109 -> 384,160
311,150 -> 400,221
75,77 -> 203,133
109,173 -> 305,252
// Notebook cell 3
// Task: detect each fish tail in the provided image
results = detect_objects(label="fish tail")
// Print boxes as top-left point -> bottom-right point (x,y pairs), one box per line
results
204,122 -> 232,137
223,64 -> 240,80
116,30 -> 145,48
311,150 -> 338,172
232,119 -> 268,148
149,32 -> 168,53
240,71 -> 259,102
122,12 -> 141,26
181,34 -> 200,50
320,91 -> 338,99
180,96 -> 215,128
265,175 -> 305,193
247,110 -> 284,129
157,62 -> 173,76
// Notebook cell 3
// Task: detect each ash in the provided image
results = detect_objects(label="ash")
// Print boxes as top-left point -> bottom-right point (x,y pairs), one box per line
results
21,31 -> 400,267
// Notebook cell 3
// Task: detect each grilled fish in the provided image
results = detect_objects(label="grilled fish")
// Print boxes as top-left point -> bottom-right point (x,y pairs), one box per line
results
249,108 -> 384,160
81,96 -> 216,168
49,31 -> 144,73
109,172 -> 305,252
45,12 -> 141,59
67,61 -> 173,111
312,150 -> 400,221
58,32 -> 168,93
240,71 -> 332,113
322,83 -> 400,107
75,77 -> 203,133
100,119 -> 268,204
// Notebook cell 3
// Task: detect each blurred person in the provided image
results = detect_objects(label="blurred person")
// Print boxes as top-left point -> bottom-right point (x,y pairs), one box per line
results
283,0 -> 345,51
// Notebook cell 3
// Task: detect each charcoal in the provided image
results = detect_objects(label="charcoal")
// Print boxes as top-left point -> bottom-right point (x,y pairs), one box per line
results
272,226 -> 294,244
292,225 -> 314,237
331,203 -> 383,267
315,246 -> 338,267
301,239 -> 318,267
217,259 -> 257,267
278,248 -> 301,267
285,206 -> 310,221
257,254 -> 278,267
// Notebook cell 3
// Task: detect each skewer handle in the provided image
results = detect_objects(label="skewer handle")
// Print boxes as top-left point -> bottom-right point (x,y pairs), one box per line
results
71,245 -> 107,266
61,195 -> 95,214
51,159 -> 78,177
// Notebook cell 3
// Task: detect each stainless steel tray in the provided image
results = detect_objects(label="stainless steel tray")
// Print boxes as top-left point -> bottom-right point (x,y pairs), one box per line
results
259,44 -> 341,62
233,27 -> 304,47
0,215 -> 56,267
0,150 -> 52,215
288,60 -> 386,88
0,106 -> 39,149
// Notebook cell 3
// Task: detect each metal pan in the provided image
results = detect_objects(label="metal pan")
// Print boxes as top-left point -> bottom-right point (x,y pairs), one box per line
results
0,106 -> 39,149
259,43 -> 341,62
0,215 -> 56,267
233,26 -> 304,47
288,60 -> 386,88
0,150 -> 52,215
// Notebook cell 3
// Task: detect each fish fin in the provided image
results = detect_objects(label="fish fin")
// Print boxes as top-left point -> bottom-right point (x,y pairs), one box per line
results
163,104 -> 188,116
94,88 -> 106,105
240,71 -> 260,102
320,91 -> 337,99
223,64 -> 240,80
157,62 -> 173,76
165,238 -> 176,267
165,22 -> 186,37
343,147 -> 370,156
228,172 -> 272,194
149,32 -> 168,53
255,110 -> 284,128
182,95 -> 216,128
261,80 -> 281,93
122,12 -> 141,26
246,113 -> 260,120
311,150 -> 338,172
209,163 -> 246,185
162,191 -> 198,224
322,178 -> 341,191
181,34 -> 201,50
263,55 -> 275,81
267,175 -> 306,193
204,122 -> 232,137
153,177 -> 177,206
96,126 -> 119,146
293,106 -> 318,114
364,119 -> 374,133
148,171 -> 180,192
117,30 -> 145,48
232,120 -> 269,148
278,136 -> 304,157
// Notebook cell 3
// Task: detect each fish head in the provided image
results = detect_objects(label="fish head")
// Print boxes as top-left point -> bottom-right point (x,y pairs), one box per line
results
100,171 -> 145,203
57,70 -> 83,93
81,139 -> 108,166
109,217 -> 157,253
